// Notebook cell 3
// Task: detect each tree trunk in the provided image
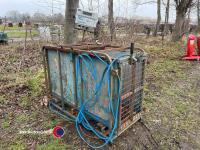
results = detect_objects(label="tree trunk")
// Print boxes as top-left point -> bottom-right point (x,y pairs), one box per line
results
163,0 -> 170,35
172,11 -> 185,41
108,0 -> 116,41
197,0 -> 200,31
153,0 -> 161,36
64,0 -> 79,44
172,0 -> 193,41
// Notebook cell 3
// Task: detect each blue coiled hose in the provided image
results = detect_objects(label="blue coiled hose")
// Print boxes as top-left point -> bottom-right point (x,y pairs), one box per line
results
54,51 -> 131,148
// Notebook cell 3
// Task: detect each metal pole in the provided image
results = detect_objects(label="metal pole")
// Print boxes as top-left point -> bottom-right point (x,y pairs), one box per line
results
98,0 -> 100,14
52,0 -> 54,24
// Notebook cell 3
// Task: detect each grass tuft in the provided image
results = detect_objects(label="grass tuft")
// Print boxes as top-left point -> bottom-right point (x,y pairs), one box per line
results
27,69 -> 44,97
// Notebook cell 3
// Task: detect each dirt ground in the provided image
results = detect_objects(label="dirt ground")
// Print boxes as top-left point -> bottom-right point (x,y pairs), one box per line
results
0,37 -> 200,150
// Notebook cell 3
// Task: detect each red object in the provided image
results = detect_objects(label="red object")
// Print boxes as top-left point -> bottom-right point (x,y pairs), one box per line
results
197,36 -> 200,56
182,34 -> 200,60
52,126 -> 65,138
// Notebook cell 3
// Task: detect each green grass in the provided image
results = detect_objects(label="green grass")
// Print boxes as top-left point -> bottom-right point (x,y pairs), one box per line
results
36,137 -> 71,150
1,37 -> 200,149
1,112 -> 14,129
1,119 -> 10,129
0,24 -> 39,38
6,30 -> 39,38
0,95 -> 7,105
27,69 -> 44,97
0,25 -> 25,31
18,95 -> 30,108
139,37 -> 200,149
16,113 -> 30,123
7,141 -> 26,150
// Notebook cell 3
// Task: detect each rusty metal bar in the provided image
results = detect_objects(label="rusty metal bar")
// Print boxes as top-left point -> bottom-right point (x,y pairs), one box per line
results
42,47 -> 48,94
58,51 -> 64,109
43,47 -> 52,96
73,54 -> 78,107
43,44 -> 146,142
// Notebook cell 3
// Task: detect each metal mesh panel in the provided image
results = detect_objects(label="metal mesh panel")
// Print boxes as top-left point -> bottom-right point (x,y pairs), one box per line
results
119,58 -> 145,127
44,45 -> 147,143
121,95 -> 134,124
135,60 -> 145,88
121,62 -> 134,95
134,59 -> 145,113
133,89 -> 143,113
120,62 -> 135,125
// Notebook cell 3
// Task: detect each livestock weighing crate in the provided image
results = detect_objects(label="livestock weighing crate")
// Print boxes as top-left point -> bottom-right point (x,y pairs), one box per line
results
43,43 -> 147,143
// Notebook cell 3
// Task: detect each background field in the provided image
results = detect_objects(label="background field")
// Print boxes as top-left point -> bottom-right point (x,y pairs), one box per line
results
0,36 -> 199,149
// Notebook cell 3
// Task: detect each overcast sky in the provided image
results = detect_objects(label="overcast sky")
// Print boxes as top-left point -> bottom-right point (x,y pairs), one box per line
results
0,0 -> 197,23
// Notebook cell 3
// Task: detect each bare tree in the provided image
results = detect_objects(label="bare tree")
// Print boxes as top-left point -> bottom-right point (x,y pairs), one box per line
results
6,10 -> 21,22
163,0 -> 170,35
197,0 -> 200,31
32,12 -> 47,23
108,0 -> 116,41
64,0 -> 79,44
132,0 -> 157,5
52,13 -> 64,24
172,0 -> 194,41
153,0 -> 161,36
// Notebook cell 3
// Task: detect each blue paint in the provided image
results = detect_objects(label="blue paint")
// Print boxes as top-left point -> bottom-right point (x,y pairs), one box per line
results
80,57 -> 111,123
60,52 -> 76,105
56,128 -> 64,136
106,50 -> 130,59
45,47 -> 146,148
48,50 -> 61,96
47,49 -> 132,127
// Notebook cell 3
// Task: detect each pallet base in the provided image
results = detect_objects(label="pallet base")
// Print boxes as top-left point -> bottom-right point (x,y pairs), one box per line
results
48,99 -> 142,141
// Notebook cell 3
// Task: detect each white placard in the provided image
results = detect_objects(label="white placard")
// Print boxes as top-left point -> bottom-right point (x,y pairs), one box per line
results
75,9 -> 98,28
